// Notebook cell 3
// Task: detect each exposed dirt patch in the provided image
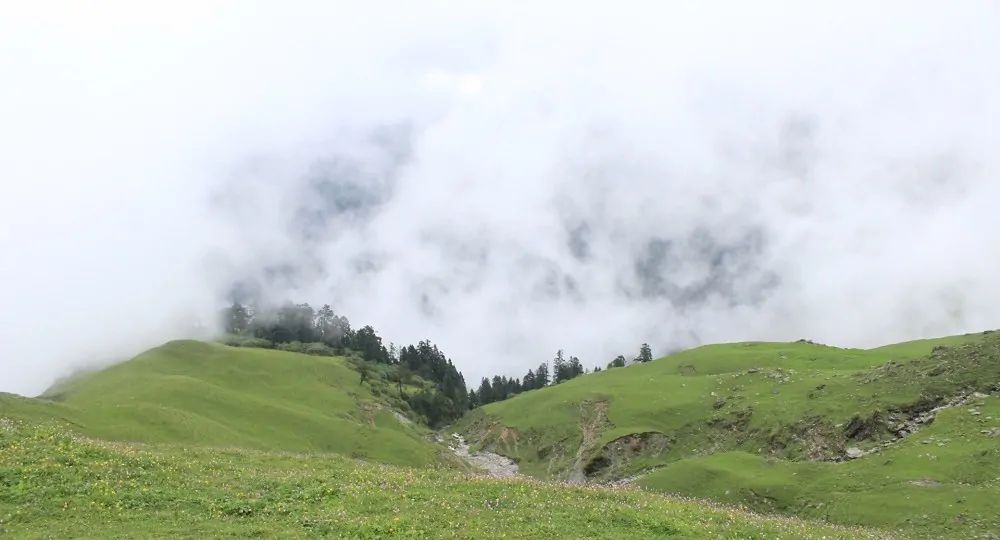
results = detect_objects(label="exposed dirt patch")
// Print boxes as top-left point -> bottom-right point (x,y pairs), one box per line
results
543,445 -> 569,477
463,416 -> 521,447
604,464 -> 670,488
568,400 -> 612,484
707,407 -> 754,433
764,415 -> 843,460
358,403 -> 377,429
910,479 -> 943,487
896,395 -> 944,417
356,403 -> 416,430
676,364 -> 698,376
391,410 -> 413,426
499,426 -> 520,446
844,410 -> 890,442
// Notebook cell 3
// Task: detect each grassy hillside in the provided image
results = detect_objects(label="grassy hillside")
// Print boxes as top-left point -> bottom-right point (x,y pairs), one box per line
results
639,392 -> 1000,537
0,340 -> 456,469
456,331 -> 1000,538
0,419 -> 894,539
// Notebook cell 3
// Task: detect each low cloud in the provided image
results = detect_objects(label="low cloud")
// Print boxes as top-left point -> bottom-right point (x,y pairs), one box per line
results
2,1 -> 999,395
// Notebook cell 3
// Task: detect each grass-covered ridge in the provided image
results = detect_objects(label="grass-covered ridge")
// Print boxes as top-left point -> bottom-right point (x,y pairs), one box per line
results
0,419 -> 893,539
0,340 -> 456,469
1,330 -> 996,538
456,331 -> 1000,538
638,392 -> 1000,537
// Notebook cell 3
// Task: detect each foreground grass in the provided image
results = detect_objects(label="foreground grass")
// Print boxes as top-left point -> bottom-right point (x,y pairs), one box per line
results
0,420 -> 892,539
0,341 -> 453,469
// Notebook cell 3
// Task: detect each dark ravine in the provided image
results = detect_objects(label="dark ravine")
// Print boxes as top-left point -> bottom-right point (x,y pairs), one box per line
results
581,431 -> 671,481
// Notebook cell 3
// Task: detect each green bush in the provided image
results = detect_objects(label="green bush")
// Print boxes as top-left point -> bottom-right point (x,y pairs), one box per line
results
304,342 -> 337,357
218,334 -> 274,349
276,341 -> 306,353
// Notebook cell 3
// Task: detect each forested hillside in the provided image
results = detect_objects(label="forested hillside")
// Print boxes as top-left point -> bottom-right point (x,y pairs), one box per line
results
217,302 -> 469,427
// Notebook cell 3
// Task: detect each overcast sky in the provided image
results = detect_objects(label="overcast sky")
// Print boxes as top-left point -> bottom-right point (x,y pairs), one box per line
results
2,1 -> 999,396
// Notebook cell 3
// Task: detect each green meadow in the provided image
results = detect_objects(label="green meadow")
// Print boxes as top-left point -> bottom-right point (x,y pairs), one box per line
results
3,331 -> 998,538
1,340 -> 455,469
457,332 -> 1000,539
0,419 -> 891,539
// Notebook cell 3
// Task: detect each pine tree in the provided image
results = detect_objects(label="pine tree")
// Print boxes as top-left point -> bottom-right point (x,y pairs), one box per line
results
314,304 -> 338,343
535,362 -> 550,388
567,356 -> 584,380
350,325 -> 388,364
223,302 -> 252,334
552,350 -> 567,384
478,377 -> 494,405
492,375 -> 506,401
523,369 -> 536,390
636,343 -> 653,363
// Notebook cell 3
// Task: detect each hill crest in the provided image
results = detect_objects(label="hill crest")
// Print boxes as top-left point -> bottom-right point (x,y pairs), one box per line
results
2,340 -> 462,469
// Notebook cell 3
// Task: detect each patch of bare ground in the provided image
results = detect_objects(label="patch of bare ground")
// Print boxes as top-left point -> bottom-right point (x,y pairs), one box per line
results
568,400 -> 612,484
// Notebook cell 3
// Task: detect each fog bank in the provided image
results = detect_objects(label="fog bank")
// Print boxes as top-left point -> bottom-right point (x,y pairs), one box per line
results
2,1 -> 999,395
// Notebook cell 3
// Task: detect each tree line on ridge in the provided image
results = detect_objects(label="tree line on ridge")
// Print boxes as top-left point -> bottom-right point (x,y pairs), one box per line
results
218,301 -> 656,423
470,343 -> 654,408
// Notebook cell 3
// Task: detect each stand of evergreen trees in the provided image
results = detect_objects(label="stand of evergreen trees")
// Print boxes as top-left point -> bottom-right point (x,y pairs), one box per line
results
469,343 -> 655,409
219,302 -> 469,427
220,301 -> 656,418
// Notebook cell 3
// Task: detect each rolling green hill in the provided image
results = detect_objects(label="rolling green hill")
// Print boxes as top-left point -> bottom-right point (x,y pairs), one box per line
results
3,332 -> 998,538
0,339 -> 893,538
455,331 -> 1000,539
0,419 -> 893,539
638,393 -> 1000,536
0,340 -> 457,469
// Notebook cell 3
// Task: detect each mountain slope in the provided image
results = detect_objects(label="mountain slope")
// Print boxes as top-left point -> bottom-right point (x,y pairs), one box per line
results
0,340 -> 455,468
639,392 -> 1000,537
455,331 -> 1000,538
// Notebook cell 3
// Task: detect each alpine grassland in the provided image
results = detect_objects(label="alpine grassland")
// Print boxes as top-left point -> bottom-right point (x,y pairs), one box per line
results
457,331 -> 1000,539
3,332 -> 998,538
0,340 -> 456,469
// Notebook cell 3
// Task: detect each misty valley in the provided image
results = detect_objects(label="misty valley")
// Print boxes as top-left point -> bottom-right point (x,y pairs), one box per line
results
5,2 -> 1000,539
2,301 -> 1000,538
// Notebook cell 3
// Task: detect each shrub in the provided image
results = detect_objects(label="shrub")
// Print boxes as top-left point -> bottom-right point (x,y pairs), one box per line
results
276,341 -> 306,353
304,342 -> 337,357
219,334 -> 274,349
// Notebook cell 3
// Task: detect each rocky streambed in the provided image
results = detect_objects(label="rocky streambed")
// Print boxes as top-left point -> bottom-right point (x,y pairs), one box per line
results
447,433 -> 520,478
